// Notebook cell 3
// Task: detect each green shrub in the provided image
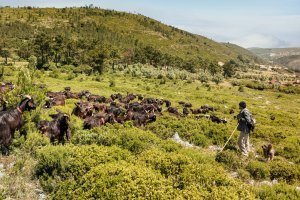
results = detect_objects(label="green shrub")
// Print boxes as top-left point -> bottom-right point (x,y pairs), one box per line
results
270,161 -> 300,183
157,74 -> 164,79
67,73 -> 76,80
277,136 -> 300,164
72,125 -> 161,154
181,162 -> 254,199
246,160 -> 270,180
73,64 -> 93,75
166,71 -> 176,80
253,183 -> 300,200
237,168 -> 251,181
159,77 -> 166,84
23,132 -> 50,155
109,80 -> 115,87
139,148 -> 219,191
60,64 -> 75,73
189,133 -> 210,147
215,150 -> 243,170
231,80 -> 241,86
139,149 -> 192,179
52,162 -> 177,200
35,144 -> 132,192
198,73 -> 209,83
49,69 -> 59,78
95,74 -> 101,82
238,85 -> 245,92
159,139 -> 181,153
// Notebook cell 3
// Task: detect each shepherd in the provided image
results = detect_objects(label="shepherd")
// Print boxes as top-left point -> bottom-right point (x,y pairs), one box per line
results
236,101 -> 253,157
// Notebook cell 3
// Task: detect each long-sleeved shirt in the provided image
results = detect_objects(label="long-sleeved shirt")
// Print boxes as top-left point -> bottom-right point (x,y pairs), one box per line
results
237,108 -> 252,133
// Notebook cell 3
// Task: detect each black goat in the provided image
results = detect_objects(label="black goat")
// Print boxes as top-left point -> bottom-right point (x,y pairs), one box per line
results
38,111 -> 71,144
0,96 -> 36,155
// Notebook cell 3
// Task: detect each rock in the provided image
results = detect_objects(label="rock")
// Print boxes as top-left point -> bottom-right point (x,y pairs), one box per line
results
7,161 -> 15,169
258,180 -> 273,186
247,179 -> 255,185
35,189 -> 46,200
39,193 -> 46,200
208,145 -> 222,151
172,132 -> 194,148
229,171 -> 238,178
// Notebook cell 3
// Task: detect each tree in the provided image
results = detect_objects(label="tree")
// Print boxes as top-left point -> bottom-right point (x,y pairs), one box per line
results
87,46 -> 110,74
212,73 -> 223,85
200,59 -> 210,73
208,61 -> 223,76
223,59 -> 238,78
183,59 -> 197,73
52,35 -> 64,66
34,33 -> 52,68
28,55 -> 37,70
198,73 -> 210,83
0,48 -> 10,65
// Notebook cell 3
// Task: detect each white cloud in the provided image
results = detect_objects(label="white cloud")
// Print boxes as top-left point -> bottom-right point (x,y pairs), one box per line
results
229,34 -> 289,48
171,14 -> 300,48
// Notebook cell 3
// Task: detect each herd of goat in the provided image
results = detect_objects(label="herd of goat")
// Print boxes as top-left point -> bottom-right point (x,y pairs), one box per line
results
0,82 -> 230,155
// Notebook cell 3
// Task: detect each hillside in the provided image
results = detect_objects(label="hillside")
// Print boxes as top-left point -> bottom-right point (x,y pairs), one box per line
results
249,47 -> 300,72
275,55 -> 300,72
0,7 -> 261,71
0,7 -> 299,200
0,62 -> 299,199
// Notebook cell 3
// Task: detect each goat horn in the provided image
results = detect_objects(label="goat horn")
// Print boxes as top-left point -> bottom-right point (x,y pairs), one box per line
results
24,95 -> 32,99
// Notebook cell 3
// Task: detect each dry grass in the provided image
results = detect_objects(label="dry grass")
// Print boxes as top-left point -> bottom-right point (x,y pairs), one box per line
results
0,154 -> 42,200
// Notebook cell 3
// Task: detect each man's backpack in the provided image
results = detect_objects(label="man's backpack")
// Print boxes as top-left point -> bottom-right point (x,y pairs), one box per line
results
247,115 -> 256,132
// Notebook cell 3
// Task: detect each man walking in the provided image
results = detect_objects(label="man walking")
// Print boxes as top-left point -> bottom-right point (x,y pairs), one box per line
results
237,101 -> 252,157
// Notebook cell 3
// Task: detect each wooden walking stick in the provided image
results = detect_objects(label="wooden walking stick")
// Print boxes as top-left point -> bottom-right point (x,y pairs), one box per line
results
219,124 -> 239,153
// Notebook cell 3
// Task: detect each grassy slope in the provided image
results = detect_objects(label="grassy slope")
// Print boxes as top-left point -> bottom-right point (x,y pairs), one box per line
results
0,7 -> 261,64
1,63 -> 300,199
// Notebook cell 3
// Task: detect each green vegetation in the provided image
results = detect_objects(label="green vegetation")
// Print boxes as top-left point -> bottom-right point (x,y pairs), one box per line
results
0,6 -> 299,200
0,61 -> 299,199
0,7 -> 261,74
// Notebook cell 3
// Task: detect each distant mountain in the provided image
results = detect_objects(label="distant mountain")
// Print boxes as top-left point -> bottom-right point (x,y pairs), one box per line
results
249,47 -> 300,72
0,7 -> 261,70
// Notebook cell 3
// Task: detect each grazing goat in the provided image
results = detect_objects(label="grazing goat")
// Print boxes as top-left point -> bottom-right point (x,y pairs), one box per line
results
38,111 -> 71,144
0,96 -> 36,155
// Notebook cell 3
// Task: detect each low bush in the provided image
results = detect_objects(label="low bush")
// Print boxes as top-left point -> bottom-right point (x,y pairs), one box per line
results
35,144 -> 132,192
146,116 -> 229,146
237,168 -> 251,181
253,183 -> 300,200
246,160 -> 270,180
71,125 -> 161,154
22,132 -> 50,155
139,149 -> 191,187
181,162 -> 254,199
52,162 -> 177,200
270,161 -> 300,183
215,150 -> 244,170
277,136 -> 300,164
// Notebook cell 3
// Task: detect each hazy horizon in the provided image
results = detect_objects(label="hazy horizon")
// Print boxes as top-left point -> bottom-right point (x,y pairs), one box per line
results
1,0 -> 300,49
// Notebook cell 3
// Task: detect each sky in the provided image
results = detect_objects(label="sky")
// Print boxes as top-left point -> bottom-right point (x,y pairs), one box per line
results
1,0 -> 300,48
